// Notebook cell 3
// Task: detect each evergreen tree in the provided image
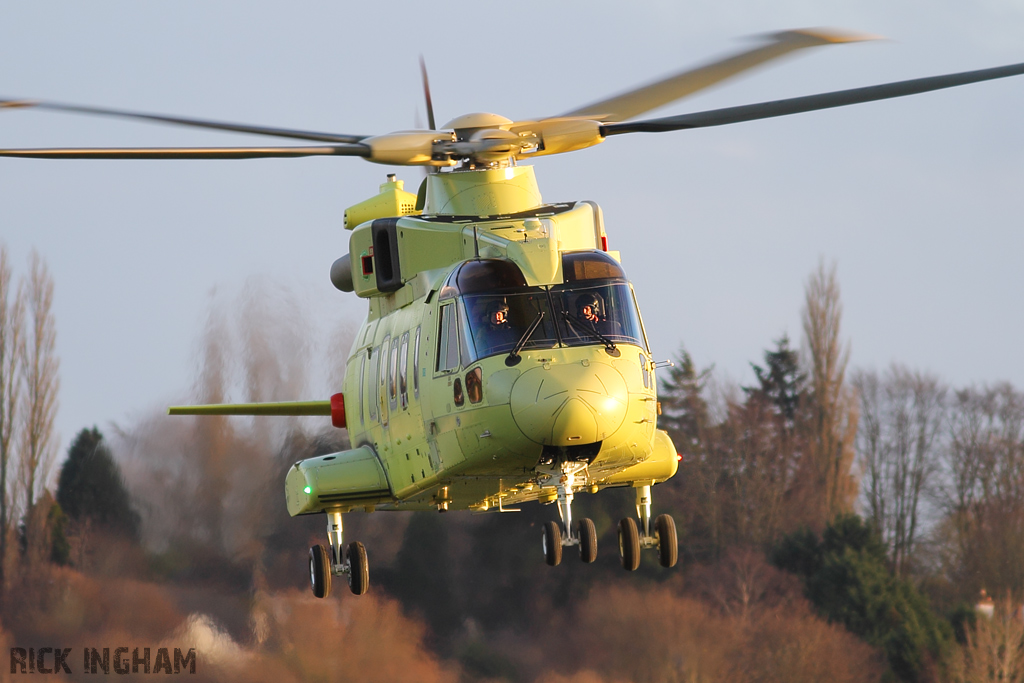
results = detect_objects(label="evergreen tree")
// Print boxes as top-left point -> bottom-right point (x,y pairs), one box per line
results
47,501 -> 70,565
657,346 -> 711,459
56,427 -> 139,539
772,515 -> 950,683
745,334 -> 805,423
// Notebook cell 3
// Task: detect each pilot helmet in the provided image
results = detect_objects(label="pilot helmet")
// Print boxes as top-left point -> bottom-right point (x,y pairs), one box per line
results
486,300 -> 510,325
575,292 -> 603,318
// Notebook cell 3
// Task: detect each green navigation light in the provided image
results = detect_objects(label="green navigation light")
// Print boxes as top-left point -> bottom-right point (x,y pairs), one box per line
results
303,486 -> 312,494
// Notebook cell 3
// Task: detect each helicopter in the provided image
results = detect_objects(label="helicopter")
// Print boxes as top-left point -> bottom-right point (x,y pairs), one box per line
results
3,28 -> 1023,599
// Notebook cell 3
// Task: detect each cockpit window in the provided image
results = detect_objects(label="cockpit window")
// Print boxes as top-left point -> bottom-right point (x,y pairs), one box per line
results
457,259 -> 529,292
440,259 -> 528,301
442,253 -> 646,363
562,250 -> 626,283
551,282 -> 645,349
436,303 -> 462,373
463,290 -> 559,359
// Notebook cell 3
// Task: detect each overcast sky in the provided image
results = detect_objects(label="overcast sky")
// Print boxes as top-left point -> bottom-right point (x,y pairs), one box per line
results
2,1 -> 1023,461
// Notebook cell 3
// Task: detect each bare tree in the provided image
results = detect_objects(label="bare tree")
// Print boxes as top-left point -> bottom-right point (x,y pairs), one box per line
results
944,389 -> 987,549
17,251 -> 60,549
856,369 -> 885,519
802,260 -> 858,523
946,598 -> 1024,683
0,244 -> 26,593
940,384 -> 1024,597
855,365 -> 945,576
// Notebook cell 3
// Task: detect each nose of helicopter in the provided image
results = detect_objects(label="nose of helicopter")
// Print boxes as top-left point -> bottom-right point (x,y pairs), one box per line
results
509,362 -> 629,446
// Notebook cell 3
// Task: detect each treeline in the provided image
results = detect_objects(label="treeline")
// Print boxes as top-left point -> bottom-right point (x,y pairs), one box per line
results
2,253 -> 1023,683
856,370 -> 1024,596
656,262 -> 1024,681
661,270 -> 1024,602
658,262 -> 859,555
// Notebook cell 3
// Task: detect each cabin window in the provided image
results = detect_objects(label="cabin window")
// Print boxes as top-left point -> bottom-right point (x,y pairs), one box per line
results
453,377 -> 464,407
436,303 -> 461,373
379,335 -> 390,426
466,367 -> 483,404
413,326 -> 421,398
359,352 -> 366,425
399,332 -> 410,409
368,346 -> 379,422
389,337 -> 399,410
437,305 -> 449,371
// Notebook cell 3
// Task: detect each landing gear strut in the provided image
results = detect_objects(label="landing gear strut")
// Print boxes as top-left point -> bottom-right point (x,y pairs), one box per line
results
309,510 -> 369,598
617,484 -> 677,571
540,460 -> 598,566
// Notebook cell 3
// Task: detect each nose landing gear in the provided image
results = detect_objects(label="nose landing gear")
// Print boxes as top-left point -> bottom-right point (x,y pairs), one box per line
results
617,484 -> 678,571
309,510 -> 370,598
539,460 -> 598,566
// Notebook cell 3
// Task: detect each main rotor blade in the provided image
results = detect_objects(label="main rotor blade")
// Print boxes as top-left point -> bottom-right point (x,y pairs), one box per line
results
0,144 -> 371,159
419,56 -> 437,131
0,98 -> 368,144
560,28 -> 876,122
602,61 -> 1024,134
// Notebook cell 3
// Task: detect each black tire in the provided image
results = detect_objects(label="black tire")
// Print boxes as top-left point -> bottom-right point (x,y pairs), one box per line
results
543,521 -> 562,566
578,518 -> 598,563
618,518 -> 640,571
309,544 -> 332,599
655,514 -> 678,568
347,541 -> 369,595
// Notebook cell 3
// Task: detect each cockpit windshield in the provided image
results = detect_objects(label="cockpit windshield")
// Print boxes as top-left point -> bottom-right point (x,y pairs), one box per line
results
464,291 -> 559,358
551,282 -> 645,349
442,253 -> 647,366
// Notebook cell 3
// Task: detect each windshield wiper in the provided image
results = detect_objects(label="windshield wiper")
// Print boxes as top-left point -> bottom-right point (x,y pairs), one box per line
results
506,311 -> 545,366
561,311 -> 620,357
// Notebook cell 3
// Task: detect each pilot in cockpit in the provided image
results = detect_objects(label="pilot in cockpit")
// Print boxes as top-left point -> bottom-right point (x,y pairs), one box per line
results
575,292 -> 621,338
577,293 -> 602,324
476,299 -> 518,353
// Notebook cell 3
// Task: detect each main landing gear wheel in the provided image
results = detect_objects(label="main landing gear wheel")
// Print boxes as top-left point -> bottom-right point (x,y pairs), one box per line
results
543,520 -> 563,566
347,541 -> 369,595
655,514 -> 678,568
618,518 -> 641,571
578,518 -> 598,563
310,544 -> 332,599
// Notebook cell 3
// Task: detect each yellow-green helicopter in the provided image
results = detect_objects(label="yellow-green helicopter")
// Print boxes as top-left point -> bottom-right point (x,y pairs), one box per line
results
3,29 -> 1023,599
